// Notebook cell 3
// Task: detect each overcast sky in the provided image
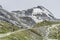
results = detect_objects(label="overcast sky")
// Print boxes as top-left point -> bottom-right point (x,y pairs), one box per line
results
0,0 -> 60,18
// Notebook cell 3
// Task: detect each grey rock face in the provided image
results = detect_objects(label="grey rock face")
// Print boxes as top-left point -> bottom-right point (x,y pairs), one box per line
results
0,5 -> 2,8
0,5 -> 58,28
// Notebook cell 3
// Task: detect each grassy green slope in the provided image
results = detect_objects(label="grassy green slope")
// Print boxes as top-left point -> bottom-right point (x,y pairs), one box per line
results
0,30 -> 43,40
34,20 -> 60,27
0,20 -> 19,34
0,20 -> 60,40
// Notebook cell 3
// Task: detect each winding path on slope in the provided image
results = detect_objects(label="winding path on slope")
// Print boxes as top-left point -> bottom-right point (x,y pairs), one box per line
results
0,29 -> 26,38
0,24 -> 60,40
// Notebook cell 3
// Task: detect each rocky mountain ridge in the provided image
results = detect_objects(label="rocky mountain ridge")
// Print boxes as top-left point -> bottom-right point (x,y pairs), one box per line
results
0,5 -> 59,28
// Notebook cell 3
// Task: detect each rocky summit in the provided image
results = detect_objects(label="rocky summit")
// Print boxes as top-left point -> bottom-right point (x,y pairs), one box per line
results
0,5 -> 59,28
0,5 -> 60,40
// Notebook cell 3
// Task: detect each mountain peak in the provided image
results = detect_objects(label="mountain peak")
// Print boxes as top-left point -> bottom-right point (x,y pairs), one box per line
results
0,5 -> 59,28
37,6 -> 42,9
